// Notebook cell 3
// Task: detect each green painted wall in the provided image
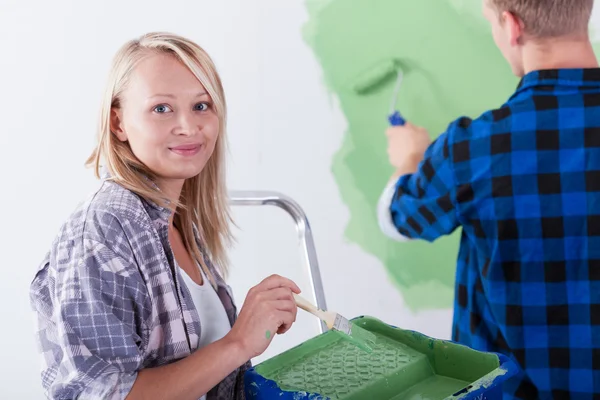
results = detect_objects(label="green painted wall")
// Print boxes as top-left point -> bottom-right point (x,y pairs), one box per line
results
303,0 -> 572,310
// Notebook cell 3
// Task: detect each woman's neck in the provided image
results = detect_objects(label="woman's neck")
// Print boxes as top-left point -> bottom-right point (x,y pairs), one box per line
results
155,177 -> 185,216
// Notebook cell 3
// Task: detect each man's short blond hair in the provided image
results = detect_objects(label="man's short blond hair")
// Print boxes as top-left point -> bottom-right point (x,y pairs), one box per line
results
489,0 -> 594,38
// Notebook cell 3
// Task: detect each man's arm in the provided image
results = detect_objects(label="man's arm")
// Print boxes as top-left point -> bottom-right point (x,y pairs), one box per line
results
377,151 -> 424,242
378,121 -> 461,242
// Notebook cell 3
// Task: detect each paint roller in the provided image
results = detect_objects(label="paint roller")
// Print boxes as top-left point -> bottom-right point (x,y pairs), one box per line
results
352,59 -> 406,126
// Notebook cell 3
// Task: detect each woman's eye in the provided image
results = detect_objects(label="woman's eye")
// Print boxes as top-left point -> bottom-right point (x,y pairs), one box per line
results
195,102 -> 210,111
153,104 -> 172,113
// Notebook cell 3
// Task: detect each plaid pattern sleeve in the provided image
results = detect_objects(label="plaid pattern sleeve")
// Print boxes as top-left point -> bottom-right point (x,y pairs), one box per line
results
30,238 -> 148,399
388,121 -> 462,242
386,69 -> 600,398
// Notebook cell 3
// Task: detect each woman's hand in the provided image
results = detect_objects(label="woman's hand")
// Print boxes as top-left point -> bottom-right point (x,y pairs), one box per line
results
226,274 -> 301,359
128,275 -> 299,400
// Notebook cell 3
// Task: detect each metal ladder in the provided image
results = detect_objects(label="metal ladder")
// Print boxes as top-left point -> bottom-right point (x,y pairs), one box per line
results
229,190 -> 328,334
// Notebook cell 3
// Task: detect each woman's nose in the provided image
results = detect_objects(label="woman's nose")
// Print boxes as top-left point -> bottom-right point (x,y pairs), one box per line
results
176,111 -> 201,136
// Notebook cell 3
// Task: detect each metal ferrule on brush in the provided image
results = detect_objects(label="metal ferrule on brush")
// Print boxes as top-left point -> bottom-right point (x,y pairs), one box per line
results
333,314 -> 352,336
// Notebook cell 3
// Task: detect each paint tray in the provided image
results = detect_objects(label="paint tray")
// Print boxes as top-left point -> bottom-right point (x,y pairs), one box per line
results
244,316 -> 519,400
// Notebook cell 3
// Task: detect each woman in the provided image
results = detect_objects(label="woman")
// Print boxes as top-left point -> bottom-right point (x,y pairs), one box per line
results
30,32 -> 300,400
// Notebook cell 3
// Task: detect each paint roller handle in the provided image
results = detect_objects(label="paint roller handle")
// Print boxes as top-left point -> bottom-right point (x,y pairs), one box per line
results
388,111 -> 406,126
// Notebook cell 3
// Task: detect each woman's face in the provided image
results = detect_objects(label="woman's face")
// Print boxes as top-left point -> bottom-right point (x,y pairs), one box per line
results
111,52 -> 219,186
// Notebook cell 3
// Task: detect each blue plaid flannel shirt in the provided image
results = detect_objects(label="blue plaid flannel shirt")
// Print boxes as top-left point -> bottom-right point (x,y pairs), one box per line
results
383,69 -> 600,399
30,177 -> 250,399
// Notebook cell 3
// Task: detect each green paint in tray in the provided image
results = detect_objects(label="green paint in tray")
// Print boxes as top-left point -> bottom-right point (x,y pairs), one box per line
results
246,316 -> 518,399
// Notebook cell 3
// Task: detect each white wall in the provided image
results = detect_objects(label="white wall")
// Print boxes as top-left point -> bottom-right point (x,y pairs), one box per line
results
6,1 -> 600,398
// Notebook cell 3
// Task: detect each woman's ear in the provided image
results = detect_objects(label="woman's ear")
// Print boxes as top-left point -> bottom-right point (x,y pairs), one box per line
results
110,108 -> 127,142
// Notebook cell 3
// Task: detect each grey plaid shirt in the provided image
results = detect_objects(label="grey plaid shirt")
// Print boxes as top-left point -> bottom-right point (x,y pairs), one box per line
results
30,178 -> 250,399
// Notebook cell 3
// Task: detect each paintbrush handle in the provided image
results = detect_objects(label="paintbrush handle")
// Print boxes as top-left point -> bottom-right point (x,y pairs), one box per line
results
293,293 -> 328,320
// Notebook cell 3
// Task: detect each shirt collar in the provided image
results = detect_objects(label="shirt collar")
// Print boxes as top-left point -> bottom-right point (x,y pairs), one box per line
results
99,167 -> 227,290
512,68 -> 600,99
100,166 -> 173,222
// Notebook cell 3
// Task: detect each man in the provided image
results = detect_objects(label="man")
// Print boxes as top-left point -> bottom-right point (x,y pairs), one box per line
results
378,0 -> 599,397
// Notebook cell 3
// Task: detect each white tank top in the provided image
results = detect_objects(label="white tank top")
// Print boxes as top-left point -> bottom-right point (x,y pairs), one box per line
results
179,265 -> 232,348
178,265 -> 233,400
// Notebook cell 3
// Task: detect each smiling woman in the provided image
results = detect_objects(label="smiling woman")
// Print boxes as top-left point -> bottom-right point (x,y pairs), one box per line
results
107,53 -> 219,196
29,32 -> 301,400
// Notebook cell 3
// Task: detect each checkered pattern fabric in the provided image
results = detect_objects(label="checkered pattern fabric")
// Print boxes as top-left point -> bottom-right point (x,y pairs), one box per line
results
389,69 -> 600,399
30,178 -> 249,399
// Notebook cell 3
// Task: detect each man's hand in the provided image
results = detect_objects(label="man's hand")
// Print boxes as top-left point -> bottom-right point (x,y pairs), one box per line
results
386,122 -> 431,178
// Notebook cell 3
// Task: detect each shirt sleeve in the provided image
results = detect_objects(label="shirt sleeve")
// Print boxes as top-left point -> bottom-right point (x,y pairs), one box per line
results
378,123 -> 461,242
30,238 -> 150,400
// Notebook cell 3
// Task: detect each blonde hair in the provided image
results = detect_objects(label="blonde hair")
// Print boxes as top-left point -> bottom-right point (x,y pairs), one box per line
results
86,32 -> 232,284
489,0 -> 594,38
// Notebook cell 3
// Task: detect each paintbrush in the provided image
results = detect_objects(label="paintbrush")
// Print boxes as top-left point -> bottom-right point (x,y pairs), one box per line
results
293,293 -> 377,353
